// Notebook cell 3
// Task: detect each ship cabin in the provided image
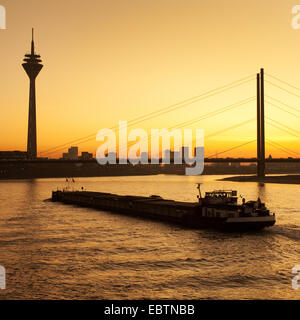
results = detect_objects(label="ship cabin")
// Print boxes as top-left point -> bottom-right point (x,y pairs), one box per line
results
201,190 -> 238,205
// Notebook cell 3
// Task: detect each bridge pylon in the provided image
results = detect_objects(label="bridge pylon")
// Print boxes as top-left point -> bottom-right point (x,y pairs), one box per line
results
257,68 -> 265,177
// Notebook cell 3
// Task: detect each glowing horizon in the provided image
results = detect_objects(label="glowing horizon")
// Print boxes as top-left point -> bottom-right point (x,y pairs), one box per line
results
0,0 -> 299,159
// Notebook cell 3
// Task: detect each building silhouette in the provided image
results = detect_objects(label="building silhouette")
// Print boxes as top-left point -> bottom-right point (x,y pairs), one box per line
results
22,29 -> 43,160
61,147 -> 93,160
80,152 -> 93,160
62,147 -> 79,160
0,151 -> 27,160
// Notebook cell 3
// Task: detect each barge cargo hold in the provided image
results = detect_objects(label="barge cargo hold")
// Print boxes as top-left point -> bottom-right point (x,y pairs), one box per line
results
51,188 -> 276,231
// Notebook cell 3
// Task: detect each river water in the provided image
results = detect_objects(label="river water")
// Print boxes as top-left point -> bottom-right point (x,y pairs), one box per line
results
0,175 -> 299,299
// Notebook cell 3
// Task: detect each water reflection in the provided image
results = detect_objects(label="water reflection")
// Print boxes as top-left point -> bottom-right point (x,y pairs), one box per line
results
0,175 -> 299,299
24,179 -> 38,199
257,182 -> 266,200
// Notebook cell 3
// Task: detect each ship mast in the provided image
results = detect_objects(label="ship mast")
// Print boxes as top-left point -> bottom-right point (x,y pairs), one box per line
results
197,183 -> 202,199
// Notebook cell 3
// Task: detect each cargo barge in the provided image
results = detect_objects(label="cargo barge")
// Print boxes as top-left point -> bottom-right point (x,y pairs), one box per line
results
51,185 -> 275,231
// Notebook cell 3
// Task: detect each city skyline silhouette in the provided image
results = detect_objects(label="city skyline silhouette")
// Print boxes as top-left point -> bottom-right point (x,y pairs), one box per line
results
0,0 -> 299,160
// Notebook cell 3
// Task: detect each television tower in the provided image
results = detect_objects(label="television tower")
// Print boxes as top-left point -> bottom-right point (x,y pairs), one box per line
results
22,29 -> 43,160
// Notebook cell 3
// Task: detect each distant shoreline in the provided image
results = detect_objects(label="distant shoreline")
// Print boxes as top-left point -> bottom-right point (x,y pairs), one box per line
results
1,173 -> 300,182
219,175 -> 300,184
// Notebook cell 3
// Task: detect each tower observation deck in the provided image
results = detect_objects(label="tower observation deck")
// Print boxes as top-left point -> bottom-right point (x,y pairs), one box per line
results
22,29 -> 43,160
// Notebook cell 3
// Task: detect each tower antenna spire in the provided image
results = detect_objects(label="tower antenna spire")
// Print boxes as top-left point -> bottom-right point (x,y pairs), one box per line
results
31,28 -> 35,55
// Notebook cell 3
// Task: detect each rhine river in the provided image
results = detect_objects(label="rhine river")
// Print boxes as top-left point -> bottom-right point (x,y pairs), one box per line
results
0,175 -> 299,299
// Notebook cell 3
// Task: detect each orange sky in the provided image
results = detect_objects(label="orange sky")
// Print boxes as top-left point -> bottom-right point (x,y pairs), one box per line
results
0,0 -> 299,158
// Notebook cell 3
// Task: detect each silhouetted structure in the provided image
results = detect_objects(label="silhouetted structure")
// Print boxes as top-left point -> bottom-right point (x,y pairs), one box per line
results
22,29 -> 43,160
62,147 -> 93,160
0,151 -> 27,160
80,152 -> 93,160
257,68 -> 265,177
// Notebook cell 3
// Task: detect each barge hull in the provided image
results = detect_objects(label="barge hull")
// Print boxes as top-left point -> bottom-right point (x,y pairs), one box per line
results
51,191 -> 275,231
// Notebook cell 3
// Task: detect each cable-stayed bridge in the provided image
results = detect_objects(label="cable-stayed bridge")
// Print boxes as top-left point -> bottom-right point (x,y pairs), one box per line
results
38,68 -> 300,177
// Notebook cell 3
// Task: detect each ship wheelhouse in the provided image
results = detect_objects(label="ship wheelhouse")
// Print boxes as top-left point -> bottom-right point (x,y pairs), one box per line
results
202,190 -> 238,205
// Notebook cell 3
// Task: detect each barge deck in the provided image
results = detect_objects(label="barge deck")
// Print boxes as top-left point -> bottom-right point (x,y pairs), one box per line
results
51,189 -> 276,231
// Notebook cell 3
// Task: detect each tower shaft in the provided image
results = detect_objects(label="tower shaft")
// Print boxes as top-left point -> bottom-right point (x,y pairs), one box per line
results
27,79 -> 37,159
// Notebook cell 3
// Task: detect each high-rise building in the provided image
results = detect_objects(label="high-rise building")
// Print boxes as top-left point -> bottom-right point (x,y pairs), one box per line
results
62,147 -> 91,160
22,29 -> 43,160
80,152 -> 93,160
68,147 -> 79,160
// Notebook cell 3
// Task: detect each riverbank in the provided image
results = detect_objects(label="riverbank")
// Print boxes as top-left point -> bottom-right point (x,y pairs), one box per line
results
219,175 -> 300,184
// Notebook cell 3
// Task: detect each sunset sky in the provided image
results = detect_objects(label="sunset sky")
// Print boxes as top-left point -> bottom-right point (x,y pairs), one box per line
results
0,0 -> 300,158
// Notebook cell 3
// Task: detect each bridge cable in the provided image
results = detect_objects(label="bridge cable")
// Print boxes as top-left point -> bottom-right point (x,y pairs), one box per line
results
265,80 -> 300,100
266,73 -> 300,94
265,100 -> 300,118
265,95 -> 300,113
117,98 -> 255,156
45,95 -> 255,157
266,120 -> 299,138
40,75 -> 255,156
266,139 -> 300,157
266,117 -> 300,135
206,140 -> 256,159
